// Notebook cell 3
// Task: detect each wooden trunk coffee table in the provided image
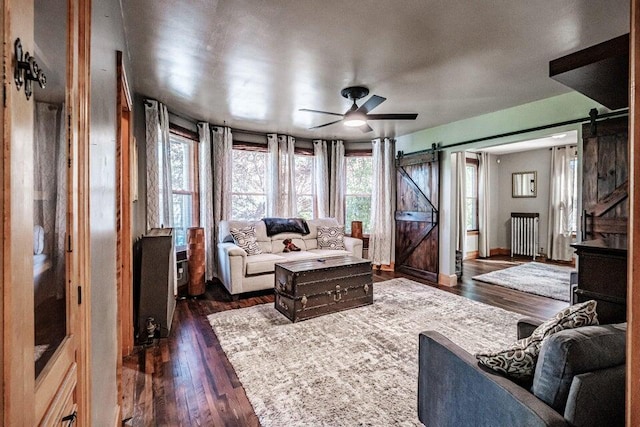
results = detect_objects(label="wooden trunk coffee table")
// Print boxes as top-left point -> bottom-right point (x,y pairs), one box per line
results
274,255 -> 373,322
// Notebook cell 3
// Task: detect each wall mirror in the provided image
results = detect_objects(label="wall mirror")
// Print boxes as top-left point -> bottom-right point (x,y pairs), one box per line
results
512,171 -> 537,198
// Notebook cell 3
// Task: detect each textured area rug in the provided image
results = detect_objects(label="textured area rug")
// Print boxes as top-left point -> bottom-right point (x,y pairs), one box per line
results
208,278 -> 523,426
473,261 -> 574,301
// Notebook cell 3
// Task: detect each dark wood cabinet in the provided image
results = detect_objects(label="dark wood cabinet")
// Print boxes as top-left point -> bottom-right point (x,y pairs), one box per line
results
571,237 -> 627,324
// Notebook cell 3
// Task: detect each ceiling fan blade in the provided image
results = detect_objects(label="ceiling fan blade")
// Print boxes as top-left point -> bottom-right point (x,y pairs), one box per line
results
299,108 -> 344,117
356,95 -> 386,114
309,119 -> 343,129
365,113 -> 418,120
359,123 -> 374,133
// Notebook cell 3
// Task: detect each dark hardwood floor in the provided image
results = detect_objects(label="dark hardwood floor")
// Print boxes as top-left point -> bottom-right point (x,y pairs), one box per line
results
122,256 -> 569,426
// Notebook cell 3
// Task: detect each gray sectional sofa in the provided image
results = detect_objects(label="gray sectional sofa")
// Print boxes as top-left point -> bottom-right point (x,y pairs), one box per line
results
418,319 -> 626,427
217,218 -> 363,297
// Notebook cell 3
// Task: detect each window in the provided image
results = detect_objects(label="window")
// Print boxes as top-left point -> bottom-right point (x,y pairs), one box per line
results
170,132 -> 199,249
345,156 -> 373,234
295,154 -> 314,219
231,149 -> 268,220
465,159 -> 478,231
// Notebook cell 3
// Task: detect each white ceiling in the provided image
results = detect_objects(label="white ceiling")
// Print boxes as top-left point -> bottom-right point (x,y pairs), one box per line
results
121,0 -> 629,141
476,130 -> 578,155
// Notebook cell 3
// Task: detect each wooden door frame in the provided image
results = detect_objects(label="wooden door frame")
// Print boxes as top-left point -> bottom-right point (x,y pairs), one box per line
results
628,0 -> 639,423
116,49 -> 133,416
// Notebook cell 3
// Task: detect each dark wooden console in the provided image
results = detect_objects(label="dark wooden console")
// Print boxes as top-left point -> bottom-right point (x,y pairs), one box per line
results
571,237 -> 627,324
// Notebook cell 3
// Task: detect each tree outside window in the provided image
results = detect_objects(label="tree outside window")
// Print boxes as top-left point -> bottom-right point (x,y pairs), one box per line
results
295,154 -> 313,219
170,133 -> 198,249
231,149 -> 267,220
345,156 -> 373,234
465,159 -> 478,231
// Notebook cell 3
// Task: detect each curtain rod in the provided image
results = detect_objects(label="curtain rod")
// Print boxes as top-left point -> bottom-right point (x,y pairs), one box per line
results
404,108 -> 629,155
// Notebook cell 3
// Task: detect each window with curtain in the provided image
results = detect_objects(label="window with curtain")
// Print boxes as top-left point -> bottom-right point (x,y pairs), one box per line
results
465,158 -> 478,231
231,148 -> 268,220
345,156 -> 373,234
295,154 -> 314,219
170,132 -> 199,249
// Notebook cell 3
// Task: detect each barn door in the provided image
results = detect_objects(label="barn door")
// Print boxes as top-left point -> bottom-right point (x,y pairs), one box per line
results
395,151 -> 439,282
582,117 -> 629,239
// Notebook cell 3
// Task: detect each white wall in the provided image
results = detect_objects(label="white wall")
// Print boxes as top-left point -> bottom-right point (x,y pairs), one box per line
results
90,0 -> 132,424
490,148 -> 551,254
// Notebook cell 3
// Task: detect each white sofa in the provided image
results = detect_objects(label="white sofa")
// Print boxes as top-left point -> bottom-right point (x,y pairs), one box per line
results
217,218 -> 363,297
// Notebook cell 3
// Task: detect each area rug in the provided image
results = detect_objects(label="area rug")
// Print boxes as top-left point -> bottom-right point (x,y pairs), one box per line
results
207,278 -> 523,426
472,261 -> 573,301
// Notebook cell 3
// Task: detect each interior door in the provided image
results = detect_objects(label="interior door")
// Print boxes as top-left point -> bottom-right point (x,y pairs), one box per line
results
3,0 -> 88,424
395,151 -> 440,282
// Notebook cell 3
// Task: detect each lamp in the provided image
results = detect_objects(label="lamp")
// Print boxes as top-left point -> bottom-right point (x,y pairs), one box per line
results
343,110 -> 367,127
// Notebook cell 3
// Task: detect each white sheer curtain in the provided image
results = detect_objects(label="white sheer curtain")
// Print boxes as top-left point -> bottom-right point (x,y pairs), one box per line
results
34,102 -> 66,300
478,152 -> 490,257
212,126 -> 233,273
197,123 -> 215,280
278,135 -> 297,217
547,146 -> 577,261
329,140 -> 345,223
145,100 -> 173,230
313,140 -> 329,218
369,137 -> 395,265
454,152 -> 467,254
266,134 -> 280,216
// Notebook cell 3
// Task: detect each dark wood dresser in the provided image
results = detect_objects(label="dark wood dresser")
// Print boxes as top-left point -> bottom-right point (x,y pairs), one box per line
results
571,237 -> 627,324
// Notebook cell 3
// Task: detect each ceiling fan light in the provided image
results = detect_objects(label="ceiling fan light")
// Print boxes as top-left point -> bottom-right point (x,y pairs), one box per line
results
343,111 -> 367,127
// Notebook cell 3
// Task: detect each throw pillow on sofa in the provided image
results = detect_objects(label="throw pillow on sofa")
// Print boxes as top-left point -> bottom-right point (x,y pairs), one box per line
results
229,225 -> 263,255
475,299 -> 598,381
317,226 -> 346,250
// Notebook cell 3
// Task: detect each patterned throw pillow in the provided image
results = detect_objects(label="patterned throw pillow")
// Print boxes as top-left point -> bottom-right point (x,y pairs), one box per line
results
475,300 -> 599,381
229,225 -> 263,255
317,226 -> 346,250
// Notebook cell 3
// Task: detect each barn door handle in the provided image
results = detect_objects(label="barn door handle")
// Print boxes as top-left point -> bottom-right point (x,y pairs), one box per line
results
14,38 -> 47,101
62,411 -> 77,426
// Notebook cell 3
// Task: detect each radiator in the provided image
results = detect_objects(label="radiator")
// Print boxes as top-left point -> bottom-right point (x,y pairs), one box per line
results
510,213 -> 539,259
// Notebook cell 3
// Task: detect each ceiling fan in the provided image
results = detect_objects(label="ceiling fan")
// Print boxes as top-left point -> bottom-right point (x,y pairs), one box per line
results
300,86 -> 418,133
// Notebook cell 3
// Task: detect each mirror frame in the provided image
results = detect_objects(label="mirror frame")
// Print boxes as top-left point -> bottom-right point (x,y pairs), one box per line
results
512,171 -> 537,198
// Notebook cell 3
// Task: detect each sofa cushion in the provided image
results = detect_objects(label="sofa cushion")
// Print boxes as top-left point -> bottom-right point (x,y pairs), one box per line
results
317,226 -> 346,250
245,253 -> 287,275
475,300 -> 599,381
532,322 -> 626,413
278,251 -> 321,262
307,249 -> 352,258
230,225 -> 263,255
262,217 -> 310,236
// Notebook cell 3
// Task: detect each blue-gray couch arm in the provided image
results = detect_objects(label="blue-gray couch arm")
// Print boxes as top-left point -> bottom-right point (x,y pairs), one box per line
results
418,331 -> 568,427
